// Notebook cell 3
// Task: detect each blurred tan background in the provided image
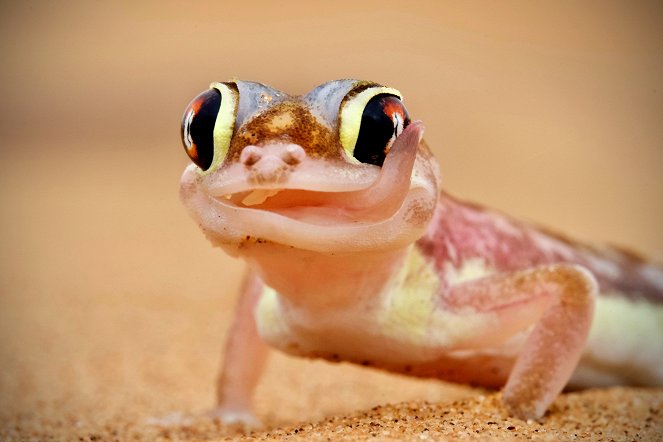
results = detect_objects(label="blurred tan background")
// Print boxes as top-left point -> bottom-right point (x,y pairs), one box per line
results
1,0 -> 662,437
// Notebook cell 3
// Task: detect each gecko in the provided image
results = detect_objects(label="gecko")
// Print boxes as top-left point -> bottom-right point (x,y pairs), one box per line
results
178,79 -> 663,425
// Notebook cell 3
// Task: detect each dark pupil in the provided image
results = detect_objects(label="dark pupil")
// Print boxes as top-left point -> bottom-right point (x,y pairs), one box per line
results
181,89 -> 221,170
353,94 -> 409,166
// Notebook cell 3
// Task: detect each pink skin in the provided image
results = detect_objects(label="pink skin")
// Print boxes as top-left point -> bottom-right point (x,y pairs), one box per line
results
443,265 -> 596,419
183,124 -> 431,425
209,272 -> 268,427
182,120 -> 608,423
419,194 -> 663,301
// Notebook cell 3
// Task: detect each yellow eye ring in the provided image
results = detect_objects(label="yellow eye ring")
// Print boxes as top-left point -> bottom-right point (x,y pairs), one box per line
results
204,81 -> 239,174
339,85 -> 403,163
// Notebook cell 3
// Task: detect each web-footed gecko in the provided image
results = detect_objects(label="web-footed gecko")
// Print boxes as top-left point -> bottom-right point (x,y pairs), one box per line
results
178,79 -> 663,425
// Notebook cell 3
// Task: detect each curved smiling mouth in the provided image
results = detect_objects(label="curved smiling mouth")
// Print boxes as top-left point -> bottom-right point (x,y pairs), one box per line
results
216,188 -> 378,225
210,122 -> 424,226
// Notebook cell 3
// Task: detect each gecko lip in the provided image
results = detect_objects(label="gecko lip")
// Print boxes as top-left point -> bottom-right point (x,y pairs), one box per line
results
204,186 -> 433,253
186,122 -> 433,252
212,188 -> 385,226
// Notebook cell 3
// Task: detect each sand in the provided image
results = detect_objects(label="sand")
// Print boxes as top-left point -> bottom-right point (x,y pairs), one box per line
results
1,1 -> 662,440
1,143 -> 661,438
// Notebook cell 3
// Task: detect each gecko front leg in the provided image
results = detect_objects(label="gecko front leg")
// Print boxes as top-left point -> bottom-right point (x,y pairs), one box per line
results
443,264 -> 597,420
208,271 -> 269,427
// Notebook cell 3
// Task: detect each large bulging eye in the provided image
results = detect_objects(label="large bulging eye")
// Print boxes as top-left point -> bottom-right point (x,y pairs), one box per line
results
354,94 -> 410,166
181,89 -> 221,170
339,85 -> 410,167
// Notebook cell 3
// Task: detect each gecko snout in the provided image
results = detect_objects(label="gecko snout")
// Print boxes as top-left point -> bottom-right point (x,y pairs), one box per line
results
241,143 -> 306,185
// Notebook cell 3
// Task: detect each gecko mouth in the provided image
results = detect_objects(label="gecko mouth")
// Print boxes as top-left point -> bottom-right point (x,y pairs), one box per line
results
216,185 -> 396,225
185,122 -> 434,252
219,189 -> 363,225
214,122 -> 423,224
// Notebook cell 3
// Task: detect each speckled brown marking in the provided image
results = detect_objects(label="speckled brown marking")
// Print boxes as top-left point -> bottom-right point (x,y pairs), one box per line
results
237,234 -> 273,250
608,244 -> 648,263
412,140 -> 440,190
405,199 -> 435,227
225,100 -> 343,163
538,265 -> 595,308
373,354 -> 515,387
239,131 -> 259,145
417,139 -> 435,161
529,222 -> 656,270
286,342 -> 300,351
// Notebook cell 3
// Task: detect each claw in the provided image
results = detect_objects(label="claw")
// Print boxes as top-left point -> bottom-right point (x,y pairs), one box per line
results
146,408 -> 261,431
207,407 -> 262,430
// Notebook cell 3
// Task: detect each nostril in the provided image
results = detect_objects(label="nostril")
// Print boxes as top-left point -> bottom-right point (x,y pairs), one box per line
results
283,144 -> 305,165
240,146 -> 262,166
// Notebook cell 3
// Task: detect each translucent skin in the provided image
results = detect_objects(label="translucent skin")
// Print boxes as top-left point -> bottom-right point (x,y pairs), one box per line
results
179,79 -> 663,427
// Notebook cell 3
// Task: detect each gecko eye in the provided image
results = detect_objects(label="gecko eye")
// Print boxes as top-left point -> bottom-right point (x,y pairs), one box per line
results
181,82 -> 238,172
181,89 -> 220,170
339,85 -> 410,166
354,95 -> 410,166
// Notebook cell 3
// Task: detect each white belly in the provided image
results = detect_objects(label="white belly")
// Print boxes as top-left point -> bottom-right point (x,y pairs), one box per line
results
572,294 -> 663,387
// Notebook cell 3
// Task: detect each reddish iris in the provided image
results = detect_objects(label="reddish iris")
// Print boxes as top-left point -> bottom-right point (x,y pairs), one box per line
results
181,89 -> 221,170
353,94 -> 410,166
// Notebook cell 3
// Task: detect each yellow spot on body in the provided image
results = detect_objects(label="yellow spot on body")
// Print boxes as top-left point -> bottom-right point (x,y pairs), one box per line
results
268,112 -> 294,131
255,286 -> 289,343
379,251 -> 500,350
444,258 -> 494,285
378,246 -> 440,345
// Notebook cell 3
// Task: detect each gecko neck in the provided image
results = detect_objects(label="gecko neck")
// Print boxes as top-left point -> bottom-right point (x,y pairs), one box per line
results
241,243 -> 409,311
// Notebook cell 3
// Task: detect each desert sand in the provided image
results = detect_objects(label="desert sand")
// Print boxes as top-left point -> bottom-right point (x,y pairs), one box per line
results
1,1 -> 662,440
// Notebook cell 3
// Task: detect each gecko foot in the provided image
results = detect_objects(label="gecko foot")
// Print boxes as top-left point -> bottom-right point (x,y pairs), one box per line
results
206,407 -> 262,430
501,392 -> 546,421
145,408 -> 261,431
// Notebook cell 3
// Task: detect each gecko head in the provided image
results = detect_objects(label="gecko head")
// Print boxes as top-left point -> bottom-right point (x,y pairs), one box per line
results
179,80 -> 441,257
